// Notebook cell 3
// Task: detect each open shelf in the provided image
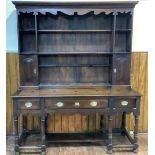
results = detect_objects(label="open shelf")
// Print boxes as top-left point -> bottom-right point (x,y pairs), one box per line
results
18,12 -> 132,54
116,12 -> 132,30
38,12 -> 113,30
114,31 -> 131,52
38,31 -> 112,53
19,31 -> 36,53
19,12 -> 35,30
39,54 -> 111,65
39,54 -> 112,85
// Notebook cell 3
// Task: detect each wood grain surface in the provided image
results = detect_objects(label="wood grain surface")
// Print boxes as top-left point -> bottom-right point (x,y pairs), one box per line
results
6,52 -> 148,135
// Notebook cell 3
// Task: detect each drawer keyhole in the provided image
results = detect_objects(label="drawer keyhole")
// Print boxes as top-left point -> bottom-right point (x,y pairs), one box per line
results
121,101 -> 128,106
25,102 -> 32,108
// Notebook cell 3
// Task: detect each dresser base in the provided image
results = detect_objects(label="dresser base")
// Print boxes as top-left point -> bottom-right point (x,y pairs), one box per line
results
15,128 -> 138,154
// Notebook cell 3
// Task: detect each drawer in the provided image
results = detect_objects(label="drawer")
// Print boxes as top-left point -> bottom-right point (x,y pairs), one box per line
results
17,99 -> 41,110
113,99 -> 136,108
45,99 -> 108,109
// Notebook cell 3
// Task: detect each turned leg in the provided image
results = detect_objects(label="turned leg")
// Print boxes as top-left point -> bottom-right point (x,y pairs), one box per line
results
22,115 -> 29,138
121,112 -> 126,136
23,115 -> 27,132
45,115 -> 48,134
133,115 -> 139,153
107,115 -> 113,154
41,116 -> 46,155
14,116 -> 20,155
100,115 -> 104,131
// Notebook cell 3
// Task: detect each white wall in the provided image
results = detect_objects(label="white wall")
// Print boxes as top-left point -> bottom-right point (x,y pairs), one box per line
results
132,0 -> 155,52
6,0 -> 155,52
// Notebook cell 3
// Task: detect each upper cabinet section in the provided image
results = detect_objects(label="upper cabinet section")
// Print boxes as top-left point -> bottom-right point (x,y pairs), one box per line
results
14,1 -> 138,54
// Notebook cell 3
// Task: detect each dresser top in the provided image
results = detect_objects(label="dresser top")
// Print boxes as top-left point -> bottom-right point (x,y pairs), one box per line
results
12,1 -> 138,5
12,0 -> 138,17
12,0 -> 138,9
12,88 -> 141,98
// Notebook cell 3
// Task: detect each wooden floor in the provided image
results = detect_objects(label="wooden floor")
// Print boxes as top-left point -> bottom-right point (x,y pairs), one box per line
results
6,133 -> 147,155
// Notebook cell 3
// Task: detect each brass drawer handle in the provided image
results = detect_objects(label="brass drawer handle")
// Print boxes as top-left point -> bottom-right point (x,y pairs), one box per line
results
90,101 -> 98,107
56,102 -> 64,107
75,102 -> 80,107
25,102 -> 32,108
121,101 -> 129,106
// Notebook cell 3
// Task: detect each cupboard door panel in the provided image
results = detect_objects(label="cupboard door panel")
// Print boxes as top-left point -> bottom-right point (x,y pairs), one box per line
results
19,55 -> 38,86
113,54 -> 130,85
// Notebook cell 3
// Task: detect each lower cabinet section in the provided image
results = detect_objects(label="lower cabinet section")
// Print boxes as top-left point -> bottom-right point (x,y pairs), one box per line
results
13,96 -> 140,154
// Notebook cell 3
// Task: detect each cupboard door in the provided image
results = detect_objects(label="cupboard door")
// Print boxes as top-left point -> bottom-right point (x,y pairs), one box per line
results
19,55 -> 38,86
112,54 -> 130,85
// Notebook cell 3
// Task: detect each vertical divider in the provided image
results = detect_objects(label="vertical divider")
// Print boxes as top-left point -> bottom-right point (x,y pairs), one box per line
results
35,14 -> 39,85
129,11 -> 133,52
17,13 -> 21,53
35,14 -> 38,53
112,12 -> 116,53
111,11 -> 116,85
74,16 -> 80,84
75,55 -> 80,83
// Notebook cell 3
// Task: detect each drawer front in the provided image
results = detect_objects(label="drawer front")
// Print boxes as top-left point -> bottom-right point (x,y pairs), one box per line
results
45,99 -> 108,109
113,99 -> 136,108
17,99 -> 41,110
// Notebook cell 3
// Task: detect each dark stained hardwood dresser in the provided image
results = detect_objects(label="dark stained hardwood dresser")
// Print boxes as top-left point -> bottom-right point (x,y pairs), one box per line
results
12,1 -> 141,154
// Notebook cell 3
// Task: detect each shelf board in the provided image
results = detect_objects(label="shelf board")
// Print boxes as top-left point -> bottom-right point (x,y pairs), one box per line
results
19,29 -> 35,32
19,52 -> 130,55
39,82 -> 111,88
115,29 -> 132,32
38,29 -> 113,33
19,52 -> 37,55
19,29 -> 131,33
39,64 -> 111,67
38,52 -> 113,55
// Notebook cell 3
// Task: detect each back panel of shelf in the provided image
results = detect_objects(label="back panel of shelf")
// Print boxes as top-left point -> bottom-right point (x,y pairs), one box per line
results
17,10 -> 133,87
38,12 -> 113,30
39,54 -> 112,85
38,31 -> 113,53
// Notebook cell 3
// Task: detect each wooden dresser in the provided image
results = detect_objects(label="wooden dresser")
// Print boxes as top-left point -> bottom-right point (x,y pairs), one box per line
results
12,1 -> 141,154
